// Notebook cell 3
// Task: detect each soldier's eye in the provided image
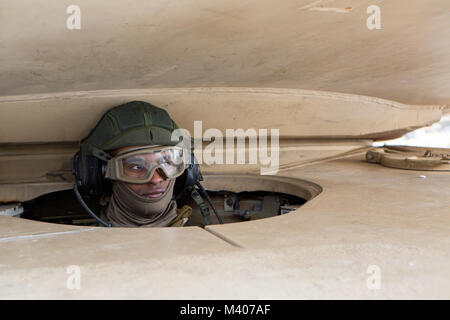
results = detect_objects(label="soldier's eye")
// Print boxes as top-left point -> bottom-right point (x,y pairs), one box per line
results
124,157 -> 146,171
130,164 -> 144,171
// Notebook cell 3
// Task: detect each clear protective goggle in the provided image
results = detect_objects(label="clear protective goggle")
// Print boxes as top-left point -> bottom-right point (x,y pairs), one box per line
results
104,145 -> 187,184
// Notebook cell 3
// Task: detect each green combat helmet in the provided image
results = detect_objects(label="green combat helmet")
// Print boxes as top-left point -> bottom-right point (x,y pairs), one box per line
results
73,101 -> 184,197
82,100 -> 181,154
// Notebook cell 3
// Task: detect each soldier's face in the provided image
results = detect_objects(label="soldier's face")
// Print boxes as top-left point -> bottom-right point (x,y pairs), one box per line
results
111,146 -> 171,198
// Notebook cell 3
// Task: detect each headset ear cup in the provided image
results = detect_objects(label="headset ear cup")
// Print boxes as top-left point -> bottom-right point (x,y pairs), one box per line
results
99,162 -> 112,196
71,151 -> 110,197
87,156 -> 109,197
190,152 -> 203,183
173,171 -> 187,200
173,152 -> 202,199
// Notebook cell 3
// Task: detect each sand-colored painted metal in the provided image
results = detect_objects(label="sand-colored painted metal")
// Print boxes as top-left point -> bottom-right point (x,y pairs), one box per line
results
1,152 -> 450,299
1,0 -> 449,106
1,0 -> 449,299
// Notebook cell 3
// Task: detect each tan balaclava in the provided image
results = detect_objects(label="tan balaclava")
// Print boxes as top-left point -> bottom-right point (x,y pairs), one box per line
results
106,178 -> 177,227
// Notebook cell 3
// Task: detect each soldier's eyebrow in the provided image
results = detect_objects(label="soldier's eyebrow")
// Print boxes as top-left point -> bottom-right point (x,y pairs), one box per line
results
123,156 -> 146,165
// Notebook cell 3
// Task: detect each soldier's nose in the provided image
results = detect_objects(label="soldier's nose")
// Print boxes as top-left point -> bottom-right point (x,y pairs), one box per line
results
150,169 -> 166,184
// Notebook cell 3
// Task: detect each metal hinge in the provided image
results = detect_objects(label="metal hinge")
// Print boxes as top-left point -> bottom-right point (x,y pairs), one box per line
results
366,146 -> 450,171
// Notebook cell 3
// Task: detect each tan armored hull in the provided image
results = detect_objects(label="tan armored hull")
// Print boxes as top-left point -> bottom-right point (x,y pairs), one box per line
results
0,0 -> 449,299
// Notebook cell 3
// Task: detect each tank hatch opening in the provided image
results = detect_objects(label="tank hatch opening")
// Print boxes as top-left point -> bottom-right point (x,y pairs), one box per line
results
13,174 -> 322,227
17,190 -> 306,227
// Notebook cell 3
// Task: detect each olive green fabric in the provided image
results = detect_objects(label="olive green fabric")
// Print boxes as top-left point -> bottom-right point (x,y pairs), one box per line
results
81,101 -> 181,153
168,205 -> 193,227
